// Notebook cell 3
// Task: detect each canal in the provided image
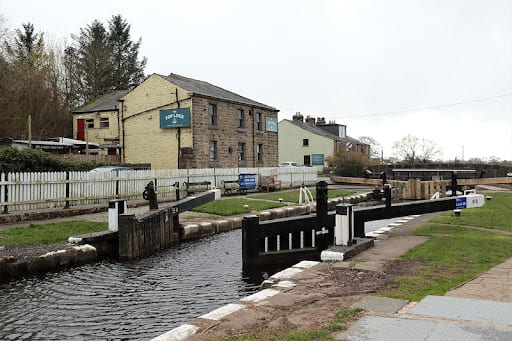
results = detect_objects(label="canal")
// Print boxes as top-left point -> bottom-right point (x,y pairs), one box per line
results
0,204 -> 407,341
0,229 -> 273,341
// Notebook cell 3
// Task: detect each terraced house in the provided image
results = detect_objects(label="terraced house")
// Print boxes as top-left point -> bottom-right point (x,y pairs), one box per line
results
73,73 -> 279,169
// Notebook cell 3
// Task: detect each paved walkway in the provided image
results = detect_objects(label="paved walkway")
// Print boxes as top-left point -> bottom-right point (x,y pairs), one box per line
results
338,221 -> 512,340
446,257 -> 512,303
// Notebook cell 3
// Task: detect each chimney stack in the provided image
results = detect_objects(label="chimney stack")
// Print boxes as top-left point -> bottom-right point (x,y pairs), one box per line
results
305,115 -> 316,125
292,112 -> 304,122
316,117 -> 326,125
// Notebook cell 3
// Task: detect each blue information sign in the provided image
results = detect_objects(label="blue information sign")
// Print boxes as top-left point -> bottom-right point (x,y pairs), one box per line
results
160,108 -> 190,128
456,197 -> 467,209
312,154 -> 325,166
265,117 -> 278,132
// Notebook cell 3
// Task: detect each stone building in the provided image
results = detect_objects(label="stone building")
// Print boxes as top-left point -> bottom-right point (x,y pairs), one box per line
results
119,73 -> 279,169
72,90 -> 129,155
278,113 -> 370,170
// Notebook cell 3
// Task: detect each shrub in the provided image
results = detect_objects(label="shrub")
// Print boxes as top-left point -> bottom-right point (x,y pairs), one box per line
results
0,147 -> 104,173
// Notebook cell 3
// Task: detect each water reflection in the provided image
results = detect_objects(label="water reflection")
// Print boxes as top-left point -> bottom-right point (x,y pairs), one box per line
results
0,229 -> 282,341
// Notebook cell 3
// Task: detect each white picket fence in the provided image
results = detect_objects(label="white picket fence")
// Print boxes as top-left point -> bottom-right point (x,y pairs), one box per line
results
0,167 -> 317,213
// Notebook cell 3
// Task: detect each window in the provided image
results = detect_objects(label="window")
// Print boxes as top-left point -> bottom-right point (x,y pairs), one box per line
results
238,142 -> 245,161
257,144 -> 263,162
256,113 -> 262,131
99,117 -> 109,128
237,109 -> 245,129
304,155 -> 311,166
303,138 -> 309,146
208,103 -> 217,126
209,141 -> 217,161
86,119 -> 94,129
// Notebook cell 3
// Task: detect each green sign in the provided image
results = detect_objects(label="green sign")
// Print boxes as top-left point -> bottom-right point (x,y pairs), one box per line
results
312,154 -> 324,166
266,117 -> 278,132
160,108 -> 190,128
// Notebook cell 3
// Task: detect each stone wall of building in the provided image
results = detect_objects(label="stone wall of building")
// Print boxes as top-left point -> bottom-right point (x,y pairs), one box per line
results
121,74 -> 278,169
190,96 -> 279,169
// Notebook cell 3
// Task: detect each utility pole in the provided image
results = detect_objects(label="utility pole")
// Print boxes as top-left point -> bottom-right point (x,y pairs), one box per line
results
28,115 -> 32,149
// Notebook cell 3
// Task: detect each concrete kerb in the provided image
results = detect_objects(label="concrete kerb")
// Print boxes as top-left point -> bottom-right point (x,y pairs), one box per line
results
151,260 -> 323,341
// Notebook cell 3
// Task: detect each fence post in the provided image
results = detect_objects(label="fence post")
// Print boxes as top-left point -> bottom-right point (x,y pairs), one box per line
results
1,173 -> 7,214
64,171 -> 70,209
242,215 -> 259,265
335,204 -> 353,246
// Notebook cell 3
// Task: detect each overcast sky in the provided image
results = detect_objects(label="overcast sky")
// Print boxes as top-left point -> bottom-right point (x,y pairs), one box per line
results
2,0 -> 511,161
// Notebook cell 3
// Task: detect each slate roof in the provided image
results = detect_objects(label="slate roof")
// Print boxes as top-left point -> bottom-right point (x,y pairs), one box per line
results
73,90 -> 130,113
161,73 -> 278,111
283,119 -> 362,143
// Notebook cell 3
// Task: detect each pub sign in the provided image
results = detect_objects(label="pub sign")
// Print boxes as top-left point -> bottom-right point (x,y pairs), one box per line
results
160,108 -> 190,128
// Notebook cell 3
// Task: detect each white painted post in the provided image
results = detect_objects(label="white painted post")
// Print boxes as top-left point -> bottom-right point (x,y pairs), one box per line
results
277,235 -> 280,251
108,199 -> 128,232
335,204 -> 353,246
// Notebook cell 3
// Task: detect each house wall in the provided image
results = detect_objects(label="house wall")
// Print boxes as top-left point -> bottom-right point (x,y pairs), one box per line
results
122,74 -> 193,169
278,120 -> 333,169
73,110 -> 119,149
121,74 -> 279,169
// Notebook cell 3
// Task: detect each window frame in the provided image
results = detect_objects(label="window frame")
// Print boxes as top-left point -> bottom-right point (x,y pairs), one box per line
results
208,103 -> 218,126
257,143 -> 263,162
237,109 -> 245,129
99,117 -> 109,129
303,138 -> 309,147
86,119 -> 94,129
237,142 -> 246,161
209,140 -> 217,162
256,112 -> 263,131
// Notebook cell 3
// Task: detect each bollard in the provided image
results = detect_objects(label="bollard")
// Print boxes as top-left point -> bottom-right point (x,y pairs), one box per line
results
451,171 -> 458,197
335,204 -> 353,246
380,171 -> 387,186
454,209 -> 461,217
143,180 -> 158,210
108,199 -> 128,232
384,184 -> 392,209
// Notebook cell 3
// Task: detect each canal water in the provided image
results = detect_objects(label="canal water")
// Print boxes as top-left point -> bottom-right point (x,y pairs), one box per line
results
0,229 -> 275,341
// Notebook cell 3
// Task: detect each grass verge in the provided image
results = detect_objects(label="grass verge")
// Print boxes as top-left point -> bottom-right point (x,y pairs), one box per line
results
249,189 -> 354,203
192,198 -> 286,216
429,192 -> 512,231
380,224 -> 512,301
0,221 -> 107,246
217,308 -> 364,341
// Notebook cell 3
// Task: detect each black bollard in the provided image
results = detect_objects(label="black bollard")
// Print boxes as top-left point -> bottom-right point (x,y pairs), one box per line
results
380,171 -> 387,186
384,184 -> 392,209
143,180 -> 159,210
451,171 -> 458,197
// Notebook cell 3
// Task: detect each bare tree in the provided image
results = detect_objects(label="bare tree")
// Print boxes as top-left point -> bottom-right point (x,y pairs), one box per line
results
1,22 -> 71,139
392,135 -> 441,165
358,136 -> 382,159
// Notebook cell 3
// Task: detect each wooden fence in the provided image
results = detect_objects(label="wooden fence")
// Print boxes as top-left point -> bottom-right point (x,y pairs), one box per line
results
0,167 -> 317,213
